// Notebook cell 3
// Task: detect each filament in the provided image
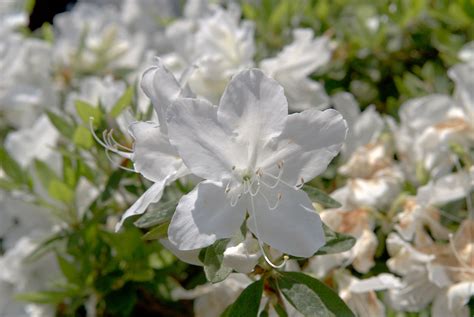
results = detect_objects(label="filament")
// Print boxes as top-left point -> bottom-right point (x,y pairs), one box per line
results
250,195 -> 287,269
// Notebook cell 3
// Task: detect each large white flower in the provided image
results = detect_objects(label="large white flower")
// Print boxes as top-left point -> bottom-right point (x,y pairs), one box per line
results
163,3 -> 255,103
114,60 -> 192,229
165,69 -> 347,258
261,29 -> 332,112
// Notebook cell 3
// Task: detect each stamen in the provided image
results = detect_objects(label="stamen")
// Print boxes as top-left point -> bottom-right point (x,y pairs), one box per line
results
250,195 -> 288,269
107,129 -> 133,152
249,182 -> 260,197
230,194 -> 239,207
259,191 -> 280,210
296,177 -> 305,189
258,162 -> 285,189
89,118 -> 133,160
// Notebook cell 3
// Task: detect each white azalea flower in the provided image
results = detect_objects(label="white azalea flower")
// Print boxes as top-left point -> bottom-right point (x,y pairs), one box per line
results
0,191 -> 53,251
336,271 -> 403,317
390,62 -> 474,182
165,69 -> 347,259
113,60 -> 192,229
332,92 -> 384,160
339,141 -> 403,209
163,3 -> 255,103
4,115 -> 60,169
53,2 -> 146,73
0,235 -> 59,317
394,196 -> 449,243
120,0 -> 178,52
386,232 -> 443,312
0,0 -> 28,30
0,32 -> 58,128
261,29 -> 332,112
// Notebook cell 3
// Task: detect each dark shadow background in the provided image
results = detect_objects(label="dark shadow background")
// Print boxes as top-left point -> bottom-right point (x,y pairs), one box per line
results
29,0 -> 77,30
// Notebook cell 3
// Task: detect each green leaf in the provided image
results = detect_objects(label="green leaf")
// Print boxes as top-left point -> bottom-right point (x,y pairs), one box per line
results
223,279 -> 264,317
0,148 -> 27,184
315,224 -> 356,255
16,291 -> 67,304
73,126 -> 94,149
199,239 -> 232,283
142,223 -> 169,240
48,179 -> 74,204
62,156 -> 78,188
40,22 -> 54,43
0,178 -> 21,191
277,272 -> 354,317
26,232 -> 65,262
110,85 -> 134,118
57,254 -> 80,284
303,185 -> 342,208
46,111 -> 75,139
134,199 -> 178,228
34,159 -> 60,189
75,100 -> 102,124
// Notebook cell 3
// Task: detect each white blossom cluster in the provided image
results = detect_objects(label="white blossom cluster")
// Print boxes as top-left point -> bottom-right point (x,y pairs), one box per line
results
1,0 -> 474,316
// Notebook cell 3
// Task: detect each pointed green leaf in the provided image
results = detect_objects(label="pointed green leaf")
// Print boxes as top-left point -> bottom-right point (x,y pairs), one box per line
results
57,254 -> 80,284
277,272 -> 354,317
303,185 -> 342,208
199,239 -> 232,283
48,179 -> 74,204
315,224 -> 356,255
134,199 -> 178,228
73,126 -> 94,149
0,148 -> 27,184
223,279 -> 264,317
75,100 -> 102,124
142,223 -> 169,240
110,85 -> 134,118
34,159 -> 60,189
46,111 -> 75,139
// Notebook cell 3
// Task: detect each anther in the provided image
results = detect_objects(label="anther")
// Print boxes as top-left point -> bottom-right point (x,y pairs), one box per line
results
277,160 -> 284,169
296,177 -> 305,189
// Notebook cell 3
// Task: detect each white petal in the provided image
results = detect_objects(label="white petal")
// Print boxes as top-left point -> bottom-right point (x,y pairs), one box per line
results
222,234 -> 261,273
247,185 -> 325,257
168,181 -> 246,250
399,94 -> 455,132
167,98 -> 243,182
218,69 -> 288,151
351,229 -> 378,273
260,108 -> 347,186
418,171 -> 472,206
446,282 -> 474,313
129,121 -> 187,183
116,180 -> 166,231
448,63 -> 474,114
332,92 -> 360,129
140,58 -> 193,129
349,274 -> 403,293
160,239 -> 202,266
4,114 -> 59,168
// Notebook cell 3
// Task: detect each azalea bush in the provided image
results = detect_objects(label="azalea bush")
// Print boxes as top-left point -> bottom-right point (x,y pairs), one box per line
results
1,0 -> 474,316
